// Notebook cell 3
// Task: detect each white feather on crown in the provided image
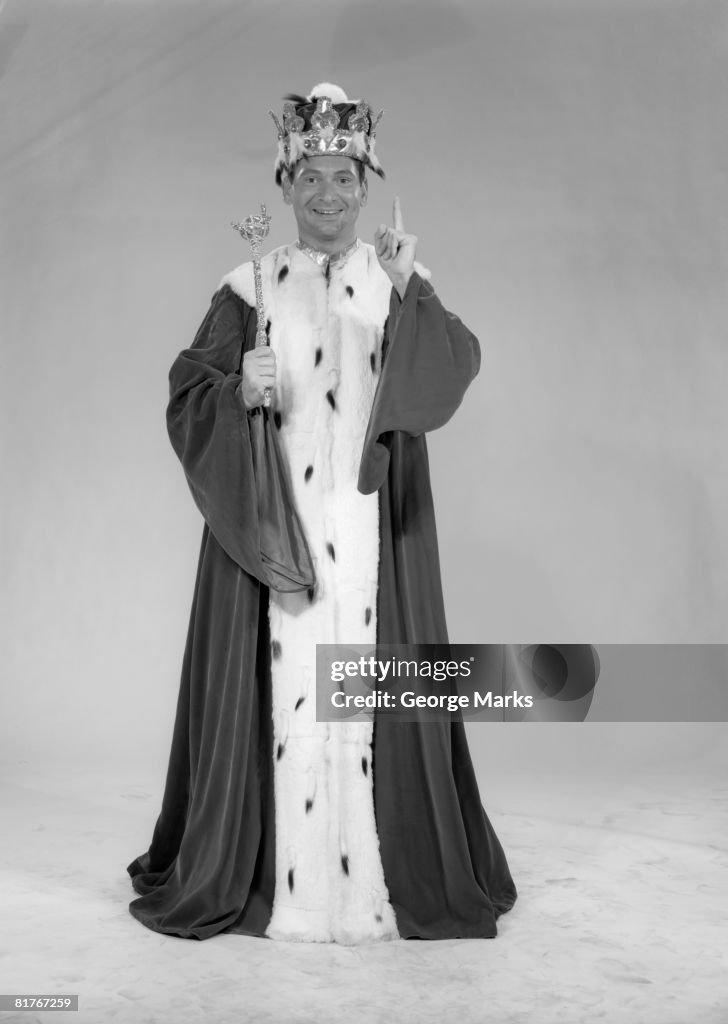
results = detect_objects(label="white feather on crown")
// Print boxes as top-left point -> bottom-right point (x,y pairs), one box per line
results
308,82 -> 349,104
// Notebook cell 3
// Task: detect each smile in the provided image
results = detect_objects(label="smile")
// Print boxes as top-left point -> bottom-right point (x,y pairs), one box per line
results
313,209 -> 342,215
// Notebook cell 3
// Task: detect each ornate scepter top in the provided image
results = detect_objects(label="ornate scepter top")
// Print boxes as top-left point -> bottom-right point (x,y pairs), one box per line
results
231,204 -> 272,251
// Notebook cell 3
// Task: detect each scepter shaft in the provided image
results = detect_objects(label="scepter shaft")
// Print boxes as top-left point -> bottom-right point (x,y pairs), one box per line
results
250,239 -> 267,349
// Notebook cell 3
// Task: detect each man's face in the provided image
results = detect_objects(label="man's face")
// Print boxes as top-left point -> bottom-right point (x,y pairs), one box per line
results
282,155 -> 367,251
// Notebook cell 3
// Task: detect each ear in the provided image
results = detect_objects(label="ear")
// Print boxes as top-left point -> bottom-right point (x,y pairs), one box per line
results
360,177 -> 368,207
281,171 -> 294,206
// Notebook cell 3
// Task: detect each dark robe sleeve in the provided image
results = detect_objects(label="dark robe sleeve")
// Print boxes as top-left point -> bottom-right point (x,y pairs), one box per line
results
358,271 -> 481,494
166,283 -> 268,583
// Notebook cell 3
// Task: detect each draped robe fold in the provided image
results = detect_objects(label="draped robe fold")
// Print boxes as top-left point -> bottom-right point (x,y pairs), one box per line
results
126,255 -> 518,941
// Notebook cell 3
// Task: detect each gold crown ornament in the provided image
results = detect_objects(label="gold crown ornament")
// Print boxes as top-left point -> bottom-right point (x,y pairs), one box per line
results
270,82 -> 384,185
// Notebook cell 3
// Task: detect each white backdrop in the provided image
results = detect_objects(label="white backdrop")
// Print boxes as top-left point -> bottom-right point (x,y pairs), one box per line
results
1,0 -> 726,770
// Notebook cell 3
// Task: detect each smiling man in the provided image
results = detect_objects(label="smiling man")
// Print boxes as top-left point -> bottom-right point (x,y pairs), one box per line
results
127,83 -> 517,945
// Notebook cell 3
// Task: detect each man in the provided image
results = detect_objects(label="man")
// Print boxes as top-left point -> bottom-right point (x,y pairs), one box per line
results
127,83 -> 517,944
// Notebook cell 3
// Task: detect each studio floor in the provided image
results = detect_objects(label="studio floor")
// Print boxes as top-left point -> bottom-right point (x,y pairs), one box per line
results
2,734 -> 726,1024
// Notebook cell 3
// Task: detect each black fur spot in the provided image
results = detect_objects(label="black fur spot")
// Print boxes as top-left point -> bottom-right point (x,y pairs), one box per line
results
265,319 -> 271,340
326,389 -> 336,411
305,798 -> 314,814
277,743 -> 285,760
288,867 -> 294,892
361,757 -> 368,776
278,264 -> 289,284
307,586 -> 316,603
315,347 -> 322,367
326,542 -> 336,562
375,913 -> 382,923
345,285 -> 354,298
271,640 -> 282,659
341,854 -> 349,876
370,352 -> 376,372
365,607 -> 372,626
273,410 -> 282,430
295,696 -> 305,710
304,465 -> 314,482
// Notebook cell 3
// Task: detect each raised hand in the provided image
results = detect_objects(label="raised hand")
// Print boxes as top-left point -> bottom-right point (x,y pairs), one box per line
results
374,196 -> 417,299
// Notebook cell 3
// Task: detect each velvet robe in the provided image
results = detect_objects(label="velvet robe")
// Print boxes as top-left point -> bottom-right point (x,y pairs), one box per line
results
126,270 -> 518,940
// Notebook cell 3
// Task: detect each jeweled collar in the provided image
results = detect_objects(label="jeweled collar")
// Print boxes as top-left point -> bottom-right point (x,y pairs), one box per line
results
296,237 -> 359,270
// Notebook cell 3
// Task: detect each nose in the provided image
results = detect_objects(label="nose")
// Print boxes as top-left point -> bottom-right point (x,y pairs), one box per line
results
317,178 -> 338,202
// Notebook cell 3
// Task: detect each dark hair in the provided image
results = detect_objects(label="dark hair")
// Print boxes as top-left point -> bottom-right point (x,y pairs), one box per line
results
277,157 -> 367,189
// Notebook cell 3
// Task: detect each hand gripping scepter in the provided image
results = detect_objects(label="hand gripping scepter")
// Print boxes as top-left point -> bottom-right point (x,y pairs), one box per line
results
231,204 -> 273,407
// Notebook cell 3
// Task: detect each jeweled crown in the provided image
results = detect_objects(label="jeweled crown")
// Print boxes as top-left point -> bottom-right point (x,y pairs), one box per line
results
270,83 -> 384,185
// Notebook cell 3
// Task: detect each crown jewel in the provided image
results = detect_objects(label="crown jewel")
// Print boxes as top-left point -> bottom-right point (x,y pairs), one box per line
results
270,84 -> 385,185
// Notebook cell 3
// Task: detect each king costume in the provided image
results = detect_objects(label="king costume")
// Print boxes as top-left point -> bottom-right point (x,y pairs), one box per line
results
127,84 -> 517,944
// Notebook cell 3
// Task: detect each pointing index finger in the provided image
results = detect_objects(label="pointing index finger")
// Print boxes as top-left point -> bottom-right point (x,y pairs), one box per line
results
392,195 -> 405,233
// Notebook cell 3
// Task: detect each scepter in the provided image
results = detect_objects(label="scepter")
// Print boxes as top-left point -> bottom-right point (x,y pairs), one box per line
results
230,204 -> 273,407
